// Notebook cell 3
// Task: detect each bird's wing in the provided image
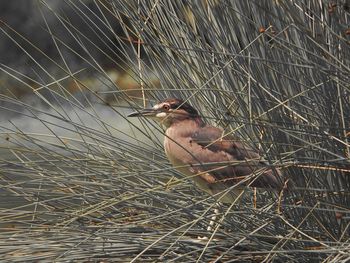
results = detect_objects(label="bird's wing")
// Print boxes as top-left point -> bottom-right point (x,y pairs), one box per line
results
190,126 -> 283,189
192,126 -> 260,160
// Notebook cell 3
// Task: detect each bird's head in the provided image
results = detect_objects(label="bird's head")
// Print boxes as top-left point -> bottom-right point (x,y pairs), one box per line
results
128,98 -> 202,128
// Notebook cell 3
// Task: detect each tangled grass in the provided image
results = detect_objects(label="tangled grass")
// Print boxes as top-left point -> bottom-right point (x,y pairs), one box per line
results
0,0 -> 349,262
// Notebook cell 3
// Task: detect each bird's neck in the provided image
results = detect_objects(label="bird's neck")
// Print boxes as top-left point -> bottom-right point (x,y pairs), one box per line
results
165,118 -> 203,137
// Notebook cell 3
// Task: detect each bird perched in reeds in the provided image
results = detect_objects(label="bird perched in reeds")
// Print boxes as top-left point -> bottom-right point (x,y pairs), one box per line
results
128,98 -> 284,203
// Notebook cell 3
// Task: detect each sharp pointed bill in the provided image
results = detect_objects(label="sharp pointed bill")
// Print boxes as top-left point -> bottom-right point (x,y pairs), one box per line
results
127,108 -> 158,117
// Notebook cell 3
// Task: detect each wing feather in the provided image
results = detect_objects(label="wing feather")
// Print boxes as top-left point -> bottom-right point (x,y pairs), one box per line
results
191,126 -> 283,189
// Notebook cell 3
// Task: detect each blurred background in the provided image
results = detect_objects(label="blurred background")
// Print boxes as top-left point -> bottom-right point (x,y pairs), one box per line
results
0,0 -> 349,262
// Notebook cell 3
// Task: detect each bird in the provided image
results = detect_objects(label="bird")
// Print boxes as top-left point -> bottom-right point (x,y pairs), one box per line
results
128,98 -> 284,204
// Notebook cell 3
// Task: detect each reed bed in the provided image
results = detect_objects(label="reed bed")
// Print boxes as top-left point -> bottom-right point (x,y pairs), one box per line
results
0,0 -> 349,262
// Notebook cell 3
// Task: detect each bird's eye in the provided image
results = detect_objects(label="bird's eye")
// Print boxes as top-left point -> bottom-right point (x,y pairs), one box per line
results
163,104 -> 170,111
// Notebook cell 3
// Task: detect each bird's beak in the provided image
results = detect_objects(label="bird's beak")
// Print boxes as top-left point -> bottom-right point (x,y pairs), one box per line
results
127,108 -> 159,118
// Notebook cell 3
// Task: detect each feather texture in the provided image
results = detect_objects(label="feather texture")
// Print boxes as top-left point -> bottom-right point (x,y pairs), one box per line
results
164,119 -> 284,202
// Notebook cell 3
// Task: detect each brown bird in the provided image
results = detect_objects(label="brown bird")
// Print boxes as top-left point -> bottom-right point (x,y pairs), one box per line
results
128,98 -> 284,203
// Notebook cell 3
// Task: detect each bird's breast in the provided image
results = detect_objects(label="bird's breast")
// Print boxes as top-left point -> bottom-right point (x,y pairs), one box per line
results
163,134 -> 190,171
164,124 -> 199,165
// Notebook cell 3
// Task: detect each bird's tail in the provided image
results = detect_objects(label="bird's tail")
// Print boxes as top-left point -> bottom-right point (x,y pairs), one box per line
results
251,164 -> 287,191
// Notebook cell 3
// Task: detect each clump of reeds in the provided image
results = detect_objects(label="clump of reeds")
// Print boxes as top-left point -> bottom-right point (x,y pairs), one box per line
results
0,0 -> 349,262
